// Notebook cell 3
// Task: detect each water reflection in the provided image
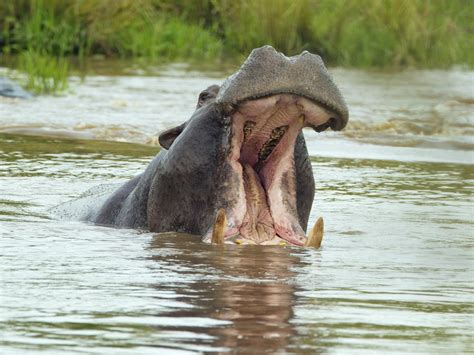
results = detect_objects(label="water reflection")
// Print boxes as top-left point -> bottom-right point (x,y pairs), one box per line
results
149,233 -> 305,353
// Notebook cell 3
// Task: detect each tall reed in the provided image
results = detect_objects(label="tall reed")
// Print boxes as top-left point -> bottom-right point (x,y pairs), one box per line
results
19,49 -> 68,94
309,0 -> 474,67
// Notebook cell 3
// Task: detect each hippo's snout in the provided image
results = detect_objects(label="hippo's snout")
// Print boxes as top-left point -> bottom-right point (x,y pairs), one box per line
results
217,45 -> 348,132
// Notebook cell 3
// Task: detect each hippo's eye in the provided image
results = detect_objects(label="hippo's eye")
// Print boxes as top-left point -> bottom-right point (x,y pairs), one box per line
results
199,92 -> 210,101
197,92 -> 212,108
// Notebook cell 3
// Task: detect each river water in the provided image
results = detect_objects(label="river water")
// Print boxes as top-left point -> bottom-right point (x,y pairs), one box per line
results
0,63 -> 473,353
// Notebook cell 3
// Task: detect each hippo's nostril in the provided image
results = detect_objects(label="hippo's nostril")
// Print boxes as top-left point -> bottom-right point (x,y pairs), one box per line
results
329,116 -> 346,131
314,121 -> 330,132
258,125 -> 288,162
314,117 -> 341,132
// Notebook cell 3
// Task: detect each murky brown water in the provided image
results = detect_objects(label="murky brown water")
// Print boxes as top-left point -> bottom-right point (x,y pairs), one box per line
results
0,64 -> 473,353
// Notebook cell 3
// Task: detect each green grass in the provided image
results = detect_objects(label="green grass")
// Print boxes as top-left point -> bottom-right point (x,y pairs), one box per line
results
308,0 -> 474,67
210,0 -> 312,56
0,0 -> 472,94
109,17 -> 223,60
18,49 -> 68,94
172,0 -> 473,66
1,0 -> 87,93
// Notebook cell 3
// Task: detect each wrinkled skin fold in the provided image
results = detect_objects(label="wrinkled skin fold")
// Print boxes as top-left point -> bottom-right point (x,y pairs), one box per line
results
85,46 -> 349,246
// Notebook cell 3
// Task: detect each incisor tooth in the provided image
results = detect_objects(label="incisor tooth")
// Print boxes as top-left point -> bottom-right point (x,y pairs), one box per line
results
211,208 -> 227,244
305,217 -> 324,248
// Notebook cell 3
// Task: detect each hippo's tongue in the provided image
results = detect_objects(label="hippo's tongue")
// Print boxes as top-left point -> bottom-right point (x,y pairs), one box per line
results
239,164 -> 276,243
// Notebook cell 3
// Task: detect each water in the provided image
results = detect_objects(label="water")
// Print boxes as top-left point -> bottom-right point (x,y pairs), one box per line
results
0,64 -> 473,353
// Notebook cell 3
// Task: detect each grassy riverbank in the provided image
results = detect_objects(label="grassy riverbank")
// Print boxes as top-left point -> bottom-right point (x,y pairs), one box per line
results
1,0 -> 472,93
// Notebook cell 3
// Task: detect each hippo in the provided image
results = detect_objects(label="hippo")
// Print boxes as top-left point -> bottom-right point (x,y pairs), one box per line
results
84,45 -> 349,247
0,77 -> 32,99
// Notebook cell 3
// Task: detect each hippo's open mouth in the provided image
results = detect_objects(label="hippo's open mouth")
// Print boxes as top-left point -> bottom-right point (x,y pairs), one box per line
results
207,93 -> 342,246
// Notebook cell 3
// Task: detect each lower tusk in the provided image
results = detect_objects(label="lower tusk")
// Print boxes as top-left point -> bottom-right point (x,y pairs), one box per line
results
305,217 -> 324,248
212,208 -> 227,244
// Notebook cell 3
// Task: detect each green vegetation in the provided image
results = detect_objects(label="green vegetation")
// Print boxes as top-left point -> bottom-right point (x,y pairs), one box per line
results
309,0 -> 474,67
18,50 -> 69,93
0,0 -> 472,93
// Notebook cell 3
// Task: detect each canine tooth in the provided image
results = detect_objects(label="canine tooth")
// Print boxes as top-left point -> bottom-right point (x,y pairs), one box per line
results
235,239 -> 243,245
299,115 -> 305,125
305,217 -> 324,248
243,121 -> 255,142
258,125 -> 288,161
211,208 -> 227,244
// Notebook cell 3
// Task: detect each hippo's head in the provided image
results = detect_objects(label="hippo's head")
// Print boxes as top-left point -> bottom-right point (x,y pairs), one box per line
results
152,46 -> 348,246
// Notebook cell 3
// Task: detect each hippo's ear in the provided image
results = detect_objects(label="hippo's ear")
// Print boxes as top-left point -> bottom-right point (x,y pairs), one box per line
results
197,84 -> 220,108
158,122 -> 187,150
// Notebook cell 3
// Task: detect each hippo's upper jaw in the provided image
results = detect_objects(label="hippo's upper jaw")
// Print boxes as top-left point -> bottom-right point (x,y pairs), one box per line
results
217,45 -> 348,131
203,46 -> 349,246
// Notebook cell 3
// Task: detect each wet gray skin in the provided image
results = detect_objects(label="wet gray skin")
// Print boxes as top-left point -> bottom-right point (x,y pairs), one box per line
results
85,46 -> 349,246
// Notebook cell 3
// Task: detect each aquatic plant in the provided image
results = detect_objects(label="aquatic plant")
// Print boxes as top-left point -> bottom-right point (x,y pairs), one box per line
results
18,49 -> 69,94
1,0 -> 87,93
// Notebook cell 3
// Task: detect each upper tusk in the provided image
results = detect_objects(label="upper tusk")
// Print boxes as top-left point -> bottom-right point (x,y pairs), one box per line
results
305,217 -> 324,248
299,114 -> 305,125
211,208 -> 227,244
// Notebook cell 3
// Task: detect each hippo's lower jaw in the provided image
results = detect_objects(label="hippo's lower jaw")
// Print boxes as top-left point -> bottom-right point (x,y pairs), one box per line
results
203,93 -> 336,246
